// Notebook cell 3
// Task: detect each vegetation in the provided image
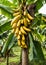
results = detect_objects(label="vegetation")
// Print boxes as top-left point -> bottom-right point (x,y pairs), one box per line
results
0,0 -> 46,65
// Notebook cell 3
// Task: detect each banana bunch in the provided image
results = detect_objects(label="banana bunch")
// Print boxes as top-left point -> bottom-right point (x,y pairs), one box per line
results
11,8 -> 33,48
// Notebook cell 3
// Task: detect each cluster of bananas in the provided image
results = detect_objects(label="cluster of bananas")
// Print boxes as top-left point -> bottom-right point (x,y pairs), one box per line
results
11,8 -> 33,48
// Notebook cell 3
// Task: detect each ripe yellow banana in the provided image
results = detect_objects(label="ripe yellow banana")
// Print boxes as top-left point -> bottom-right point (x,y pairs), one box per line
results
23,26 -> 31,32
13,8 -> 20,12
15,28 -> 19,34
24,10 -> 27,16
21,19 -> 24,24
15,33 -> 18,37
13,12 -> 20,16
11,29 -> 15,33
23,18 -> 28,26
20,27 -> 27,35
19,30 -> 22,35
21,45 -> 23,48
22,34 -> 25,40
21,44 -> 27,48
11,14 -> 21,26
27,13 -> 33,20
12,23 -> 16,28
17,20 -> 21,27
26,18 -> 30,23
17,35 -> 21,40
24,45 -> 27,48
21,40 -> 25,46
18,40 -> 21,46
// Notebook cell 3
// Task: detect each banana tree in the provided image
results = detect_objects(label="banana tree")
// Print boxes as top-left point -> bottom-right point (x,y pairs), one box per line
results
0,0 -> 46,65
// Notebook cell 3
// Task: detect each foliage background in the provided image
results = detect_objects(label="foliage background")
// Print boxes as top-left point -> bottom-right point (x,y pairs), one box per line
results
0,0 -> 46,65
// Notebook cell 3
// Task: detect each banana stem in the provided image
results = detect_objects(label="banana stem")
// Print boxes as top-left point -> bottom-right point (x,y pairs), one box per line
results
20,0 -> 26,12
18,0 -> 22,6
22,0 -> 26,6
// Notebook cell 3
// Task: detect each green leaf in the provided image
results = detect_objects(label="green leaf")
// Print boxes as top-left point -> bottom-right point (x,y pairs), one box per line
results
33,40 -> 45,60
41,28 -> 46,35
1,33 -> 14,54
27,0 -> 36,4
0,15 -> 9,25
39,25 -> 46,29
0,4 -> 13,14
29,33 -> 45,60
32,14 -> 42,27
35,0 -> 43,12
0,0 -> 15,8
8,37 -> 17,50
36,33 -> 42,42
0,21 -> 12,34
29,33 -> 34,61
32,29 -> 42,42
0,4 -> 13,18
33,30 -> 45,42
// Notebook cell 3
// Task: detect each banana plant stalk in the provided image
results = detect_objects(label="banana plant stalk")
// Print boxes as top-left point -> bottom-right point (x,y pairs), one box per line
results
21,0 -> 29,65
6,51 -> 9,65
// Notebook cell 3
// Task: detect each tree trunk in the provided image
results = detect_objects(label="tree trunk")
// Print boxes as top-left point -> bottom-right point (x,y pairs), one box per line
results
22,48 -> 29,65
22,35 -> 29,65
6,55 -> 9,65
6,52 -> 9,65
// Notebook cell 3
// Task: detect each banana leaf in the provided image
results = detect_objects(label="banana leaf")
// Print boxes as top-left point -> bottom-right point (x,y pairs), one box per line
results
1,33 -> 14,54
8,36 -> 17,50
0,21 -> 12,34
33,40 -> 45,60
0,4 -> 13,14
35,0 -> 43,12
0,4 -> 13,18
29,33 -> 45,61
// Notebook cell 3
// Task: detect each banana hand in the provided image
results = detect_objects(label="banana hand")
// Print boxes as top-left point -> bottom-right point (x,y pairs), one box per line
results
17,35 -> 21,40
15,28 -> 19,34
21,19 -> 24,24
11,14 -> 21,26
22,34 -> 25,41
20,27 -> 27,35
12,23 -> 17,28
13,12 -> 20,16
27,13 -> 33,20
18,40 -> 21,46
17,20 -> 21,27
23,18 -> 28,27
23,26 -> 31,32
21,40 -> 25,46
